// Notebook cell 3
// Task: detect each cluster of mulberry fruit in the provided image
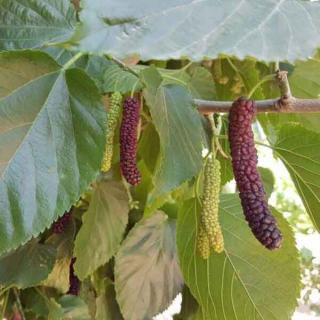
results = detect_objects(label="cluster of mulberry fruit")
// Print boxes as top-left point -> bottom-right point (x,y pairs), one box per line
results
120,97 -> 141,185
67,257 -> 80,296
52,211 -> 72,234
228,97 -> 282,250
197,157 -> 224,258
101,92 -> 122,173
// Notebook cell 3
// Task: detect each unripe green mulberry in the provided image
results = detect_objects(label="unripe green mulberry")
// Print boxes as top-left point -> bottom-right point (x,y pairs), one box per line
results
197,224 -> 210,259
201,157 -> 224,253
101,92 -> 122,172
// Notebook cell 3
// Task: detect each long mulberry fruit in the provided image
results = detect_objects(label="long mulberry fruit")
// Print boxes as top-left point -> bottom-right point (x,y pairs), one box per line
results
228,97 -> 282,250
201,157 -> 224,254
101,92 -> 122,172
120,97 -> 141,185
67,257 -> 80,296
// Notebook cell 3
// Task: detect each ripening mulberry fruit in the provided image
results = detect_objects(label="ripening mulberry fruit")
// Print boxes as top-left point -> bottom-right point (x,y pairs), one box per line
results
101,92 -> 122,172
67,257 -> 80,296
228,97 -> 282,250
52,211 -> 72,234
197,224 -> 210,259
120,97 -> 141,185
201,157 -> 224,253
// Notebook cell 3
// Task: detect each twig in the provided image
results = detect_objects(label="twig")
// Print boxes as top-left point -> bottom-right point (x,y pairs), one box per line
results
195,71 -> 320,113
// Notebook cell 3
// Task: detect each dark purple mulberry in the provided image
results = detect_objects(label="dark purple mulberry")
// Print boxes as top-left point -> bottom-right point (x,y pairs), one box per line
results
67,257 -> 80,296
228,97 -> 282,250
120,97 -> 141,185
52,211 -> 72,234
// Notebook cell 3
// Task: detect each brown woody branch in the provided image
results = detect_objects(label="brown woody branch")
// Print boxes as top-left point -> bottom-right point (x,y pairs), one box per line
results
194,71 -> 320,114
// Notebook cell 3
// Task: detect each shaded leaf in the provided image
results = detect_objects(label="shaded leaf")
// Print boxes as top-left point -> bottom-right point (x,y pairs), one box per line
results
0,0 -> 76,50
96,278 -> 124,320
142,67 -> 205,201
115,211 -> 183,320
43,220 -> 76,292
174,287 -> 199,320
0,239 -> 56,289
0,50 -> 105,254
48,295 -> 91,320
177,195 -> 300,320
74,180 -> 129,280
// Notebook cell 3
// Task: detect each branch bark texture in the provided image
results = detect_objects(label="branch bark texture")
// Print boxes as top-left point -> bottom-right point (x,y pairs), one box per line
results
195,71 -> 320,113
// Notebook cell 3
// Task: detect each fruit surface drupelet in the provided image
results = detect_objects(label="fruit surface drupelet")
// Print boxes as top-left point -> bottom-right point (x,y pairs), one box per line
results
101,92 -> 122,172
228,97 -> 282,250
120,97 -> 141,186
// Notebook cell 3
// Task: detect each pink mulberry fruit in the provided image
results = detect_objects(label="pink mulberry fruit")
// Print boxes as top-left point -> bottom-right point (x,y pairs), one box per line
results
67,257 -> 80,295
52,211 -> 72,234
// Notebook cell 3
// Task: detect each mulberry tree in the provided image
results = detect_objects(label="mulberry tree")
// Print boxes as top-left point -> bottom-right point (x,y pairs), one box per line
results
0,1 -> 320,319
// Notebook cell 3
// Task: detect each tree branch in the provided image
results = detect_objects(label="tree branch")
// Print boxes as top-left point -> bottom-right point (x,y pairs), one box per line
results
194,70 -> 320,113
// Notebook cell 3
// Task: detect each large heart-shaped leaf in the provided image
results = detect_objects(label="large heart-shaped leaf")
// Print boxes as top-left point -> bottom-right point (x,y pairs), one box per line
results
177,195 -> 300,320
0,51 -> 105,255
0,0 -> 76,50
74,180 -> 129,280
272,124 -> 320,231
142,67 -> 205,202
72,0 -> 320,62
115,211 -> 183,320
0,239 -> 56,289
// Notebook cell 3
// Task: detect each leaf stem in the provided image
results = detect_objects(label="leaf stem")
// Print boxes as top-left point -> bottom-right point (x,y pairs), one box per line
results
1,289 -> 9,319
108,55 -> 140,78
13,288 -> 26,320
62,52 -> 84,70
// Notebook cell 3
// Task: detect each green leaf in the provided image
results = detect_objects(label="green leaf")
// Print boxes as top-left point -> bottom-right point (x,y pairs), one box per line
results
217,117 -> 233,186
213,58 -> 264,101
259,57 -> 320,138
177,195 -> 300,320
115,211 -> 183,320
43,48 -> 88,68
160,66 -> 216,100
84,55 -> 143,94
142,67 -> 205,201
0,239 -> 56,289
43,220 -> 76,292
102,64 -> 142,94
258,167 -> 275,200
72,0 -> 320,61
0,50 -> 105,254
272,124 -> 320,231
48,295 -> 91,320
74,180 -> 129,280
187,66 -> 216,100
96,278 -> 124,320
0,0 -> 76,50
